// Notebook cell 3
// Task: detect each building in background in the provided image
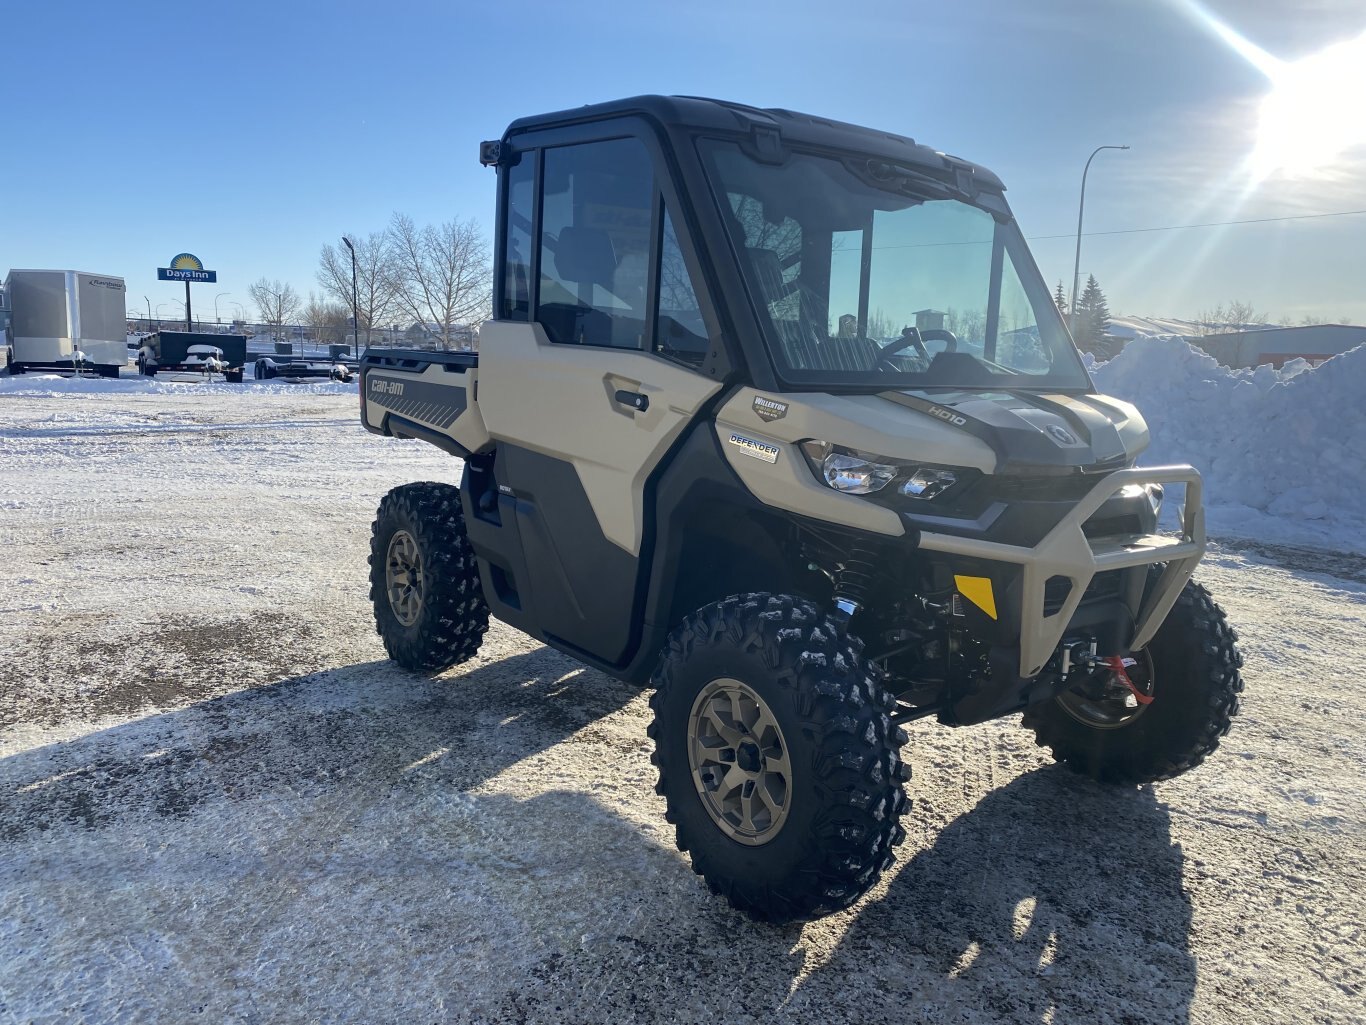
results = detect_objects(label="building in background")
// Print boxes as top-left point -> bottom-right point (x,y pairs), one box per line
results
1186,324 -> 1366,369
1106,316 -> 1365,369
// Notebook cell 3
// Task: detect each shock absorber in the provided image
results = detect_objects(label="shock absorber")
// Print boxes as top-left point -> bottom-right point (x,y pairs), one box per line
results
833,543 -> 878,619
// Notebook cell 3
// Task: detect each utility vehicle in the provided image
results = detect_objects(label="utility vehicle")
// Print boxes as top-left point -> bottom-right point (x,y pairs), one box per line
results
358,96 -> 1244,923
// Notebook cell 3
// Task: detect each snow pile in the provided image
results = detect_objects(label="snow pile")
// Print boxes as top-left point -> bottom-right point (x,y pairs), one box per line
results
1092,336 -> 1366,552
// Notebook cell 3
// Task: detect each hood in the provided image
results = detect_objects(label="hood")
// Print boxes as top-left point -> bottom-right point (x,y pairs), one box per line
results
881,389 -> 1149,473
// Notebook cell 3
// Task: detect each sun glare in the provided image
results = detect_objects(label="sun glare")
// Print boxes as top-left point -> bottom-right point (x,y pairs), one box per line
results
1251,30 -> 1366,177
1173,3 -> 1366,178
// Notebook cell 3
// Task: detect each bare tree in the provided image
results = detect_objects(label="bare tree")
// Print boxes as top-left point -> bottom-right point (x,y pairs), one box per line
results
1195,300 -> 1266,334
386,213 -> 492,349
318,232 -> 396,349
249,278 -> 303,347
303,291 -> 350,346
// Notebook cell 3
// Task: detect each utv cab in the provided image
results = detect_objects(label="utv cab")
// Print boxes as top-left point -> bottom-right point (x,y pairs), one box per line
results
358,96 -> 1243,923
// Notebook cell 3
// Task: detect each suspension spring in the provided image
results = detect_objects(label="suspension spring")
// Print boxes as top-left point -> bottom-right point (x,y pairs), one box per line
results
833,544 -> 879,615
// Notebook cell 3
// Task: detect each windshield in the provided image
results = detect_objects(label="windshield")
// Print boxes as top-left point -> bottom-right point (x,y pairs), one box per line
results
701,140 -> 1090,391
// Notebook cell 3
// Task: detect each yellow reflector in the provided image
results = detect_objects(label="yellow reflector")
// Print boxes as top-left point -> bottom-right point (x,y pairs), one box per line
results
954,575 -> 997,620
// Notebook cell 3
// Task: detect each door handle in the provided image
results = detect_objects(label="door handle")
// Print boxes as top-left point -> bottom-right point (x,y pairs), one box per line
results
614,389 -> 649,412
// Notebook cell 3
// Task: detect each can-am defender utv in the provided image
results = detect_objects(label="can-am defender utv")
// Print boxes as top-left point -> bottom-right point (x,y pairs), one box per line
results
359,96 -> 1244,923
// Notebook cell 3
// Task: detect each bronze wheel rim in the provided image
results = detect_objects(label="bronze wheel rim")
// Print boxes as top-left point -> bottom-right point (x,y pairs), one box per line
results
385,529 -> 425,627
687,678 -> 793,846
1056,649 -> 1155,730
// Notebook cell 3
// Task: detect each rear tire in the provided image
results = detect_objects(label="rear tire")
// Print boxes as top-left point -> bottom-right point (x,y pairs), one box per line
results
1023,579 -> 1243,785
369,482 -> 489,673
648,593 -> 910,923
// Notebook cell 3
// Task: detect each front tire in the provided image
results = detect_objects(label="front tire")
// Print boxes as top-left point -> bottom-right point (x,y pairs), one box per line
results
369,482 -> 489,673
648,594 -> 910,923
1023,579 -> 1244,785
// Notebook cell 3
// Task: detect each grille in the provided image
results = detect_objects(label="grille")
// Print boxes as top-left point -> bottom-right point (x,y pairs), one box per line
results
1043,571 -> 1123,616
991,474 -> 1104,502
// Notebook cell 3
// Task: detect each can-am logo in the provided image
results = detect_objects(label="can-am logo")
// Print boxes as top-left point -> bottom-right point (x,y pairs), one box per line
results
927,405 -> 968,427
369,378 -> 404,396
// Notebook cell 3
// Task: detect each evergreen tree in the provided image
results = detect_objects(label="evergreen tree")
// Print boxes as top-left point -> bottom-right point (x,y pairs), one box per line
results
1073,274 -> 1112,352
1086,276 -> 1112,339
1053,281 -> 1068,314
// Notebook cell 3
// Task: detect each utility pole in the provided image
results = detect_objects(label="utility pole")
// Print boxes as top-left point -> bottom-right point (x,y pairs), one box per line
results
1071,145 -> 1129,333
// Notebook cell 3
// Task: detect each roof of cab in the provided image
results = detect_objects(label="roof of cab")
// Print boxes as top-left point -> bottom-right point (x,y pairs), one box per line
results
502,94 -> 1005,191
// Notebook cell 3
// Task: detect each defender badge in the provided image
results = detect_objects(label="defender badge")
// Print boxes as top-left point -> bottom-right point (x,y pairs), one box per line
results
727,432 -> 781,464
752,396 -> 788,422
1047,424 -> 1078,445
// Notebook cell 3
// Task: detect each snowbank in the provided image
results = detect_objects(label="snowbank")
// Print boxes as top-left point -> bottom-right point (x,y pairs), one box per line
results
0,372 -> 357,398
1092,336 -> 1366,553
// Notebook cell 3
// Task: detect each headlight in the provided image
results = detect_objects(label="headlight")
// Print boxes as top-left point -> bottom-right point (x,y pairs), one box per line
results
800,441 -> 960,500
902,468 -> 958,499
821,452 -> 900,494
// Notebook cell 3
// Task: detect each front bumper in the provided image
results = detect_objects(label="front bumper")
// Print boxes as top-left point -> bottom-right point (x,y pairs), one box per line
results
915,465 -> 1205,678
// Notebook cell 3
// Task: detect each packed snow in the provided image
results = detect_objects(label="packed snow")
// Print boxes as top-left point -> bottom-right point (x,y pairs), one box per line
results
1,384 -> 1363,1024
1089,336 -> 1366,554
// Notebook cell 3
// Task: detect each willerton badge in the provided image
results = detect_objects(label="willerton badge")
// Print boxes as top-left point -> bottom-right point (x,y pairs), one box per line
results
752,396 -> 788,422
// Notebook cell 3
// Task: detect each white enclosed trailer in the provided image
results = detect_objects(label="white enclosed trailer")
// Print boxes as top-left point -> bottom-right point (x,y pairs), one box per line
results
4,269 -> 128,377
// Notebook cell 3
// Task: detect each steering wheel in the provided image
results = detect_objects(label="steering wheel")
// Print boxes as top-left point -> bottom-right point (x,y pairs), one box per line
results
919,328 -> 958,353
875,326 -> 931,370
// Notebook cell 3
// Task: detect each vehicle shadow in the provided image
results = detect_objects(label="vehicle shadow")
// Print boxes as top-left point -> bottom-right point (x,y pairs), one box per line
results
785,767 -> 1197,1024
2,651 -> 1195,1024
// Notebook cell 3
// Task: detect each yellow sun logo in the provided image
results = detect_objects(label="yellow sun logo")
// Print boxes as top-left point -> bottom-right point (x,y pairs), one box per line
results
169,253 -> 204,271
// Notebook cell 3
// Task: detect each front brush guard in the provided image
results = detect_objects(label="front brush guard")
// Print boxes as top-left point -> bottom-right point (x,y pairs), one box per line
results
915,465 -> 1205,679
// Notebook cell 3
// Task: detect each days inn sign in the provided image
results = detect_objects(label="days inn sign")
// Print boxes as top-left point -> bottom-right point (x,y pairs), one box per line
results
157,253 -> 217,283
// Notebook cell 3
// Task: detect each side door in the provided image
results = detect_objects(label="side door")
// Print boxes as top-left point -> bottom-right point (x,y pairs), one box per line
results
476,126 -> 722,666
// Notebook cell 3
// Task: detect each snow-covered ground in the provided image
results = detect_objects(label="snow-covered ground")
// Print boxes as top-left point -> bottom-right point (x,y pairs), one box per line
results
1,383 -> 1363,1024
1090,337 -> 1366,554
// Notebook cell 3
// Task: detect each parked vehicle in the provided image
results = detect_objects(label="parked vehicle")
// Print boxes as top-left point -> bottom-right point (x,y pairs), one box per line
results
357,96 -> 1244,923
4,269 -> 127,377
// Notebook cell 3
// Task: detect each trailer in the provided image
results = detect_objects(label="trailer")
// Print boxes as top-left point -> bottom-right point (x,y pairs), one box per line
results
254,353 -> 358,382
137,331 -> 247,383
4,270 -> 128,377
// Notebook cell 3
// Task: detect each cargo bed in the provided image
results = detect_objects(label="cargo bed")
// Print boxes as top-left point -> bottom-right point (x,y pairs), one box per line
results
359,348 -> 485,458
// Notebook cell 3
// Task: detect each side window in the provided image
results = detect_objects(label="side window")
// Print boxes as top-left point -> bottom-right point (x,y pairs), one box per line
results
538,138 -> 653,348
992,250 -> 1054,374
654,208 -> 708,366
500,154 -> 535,321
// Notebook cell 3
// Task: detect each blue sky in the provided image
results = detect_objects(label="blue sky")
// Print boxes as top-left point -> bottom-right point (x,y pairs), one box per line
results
4,0 -> 1364,324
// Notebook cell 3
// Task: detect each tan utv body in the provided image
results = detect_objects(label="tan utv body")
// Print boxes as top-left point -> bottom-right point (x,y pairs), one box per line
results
359,96 -> 1244,923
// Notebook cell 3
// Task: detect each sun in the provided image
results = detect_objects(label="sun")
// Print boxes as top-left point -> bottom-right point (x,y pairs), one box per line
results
1251,30 -> 1366,177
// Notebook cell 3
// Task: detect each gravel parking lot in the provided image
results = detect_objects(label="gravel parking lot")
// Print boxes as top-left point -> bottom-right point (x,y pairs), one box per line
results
2,385 -> 1363,1024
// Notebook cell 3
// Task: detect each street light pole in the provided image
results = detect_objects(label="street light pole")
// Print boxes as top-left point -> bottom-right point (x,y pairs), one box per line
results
213,291 -> 230,326
341,236 -> 360,358
1071,144 -> 1130,329
144,296 -> 152,332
